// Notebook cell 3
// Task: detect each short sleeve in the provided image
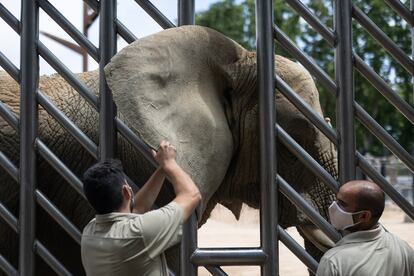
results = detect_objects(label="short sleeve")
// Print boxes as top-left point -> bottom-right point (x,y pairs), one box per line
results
316,257 -> 339,276
138,201 -> 183,259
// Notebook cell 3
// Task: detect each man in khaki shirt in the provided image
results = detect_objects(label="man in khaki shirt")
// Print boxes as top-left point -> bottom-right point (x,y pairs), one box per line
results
317,180 -> 414,276
81,140 -> 201,276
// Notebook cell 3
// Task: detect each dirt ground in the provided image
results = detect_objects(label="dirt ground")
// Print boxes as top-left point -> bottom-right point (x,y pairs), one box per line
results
197,203 -> 414,276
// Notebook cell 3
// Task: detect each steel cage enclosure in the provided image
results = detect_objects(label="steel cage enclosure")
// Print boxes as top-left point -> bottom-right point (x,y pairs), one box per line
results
0,0 -> 412,275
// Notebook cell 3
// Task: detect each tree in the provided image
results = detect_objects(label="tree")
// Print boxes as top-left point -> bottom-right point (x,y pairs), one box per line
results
196,0 -> 413,156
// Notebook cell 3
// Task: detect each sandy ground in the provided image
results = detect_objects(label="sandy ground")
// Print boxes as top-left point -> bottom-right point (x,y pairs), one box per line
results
197,203 -> 414,276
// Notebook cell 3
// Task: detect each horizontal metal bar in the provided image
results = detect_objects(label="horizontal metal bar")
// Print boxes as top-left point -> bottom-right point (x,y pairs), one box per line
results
38,42 -> 99,109
285,0 -> 335,46
0,201 -> 18,233
35,190 -> 81,244
278,225 -> 318,274
275,75 -> 338,145
134,0 -> 175,29
276,124 -> 339,192
37,91 -> 98,159
0,101 -> 19,131
352,5 -> 414,75
0,254 -> 17,276
0,3 -> 20,33
0,151 -> 18,182
38,0 -> 99,61
273,25 -> 337,95
205,266 -> 228,276
354,54 -> 414,125
115,19 -> 137,44
357,152 -> 414,220
354,103 -> 414,173
36,139 -> 85,199
384,0 -> 414,26
34,241 -> 72,276
0,51 -> 19,82
277,175 -> 341,242
191,248 -> 266,266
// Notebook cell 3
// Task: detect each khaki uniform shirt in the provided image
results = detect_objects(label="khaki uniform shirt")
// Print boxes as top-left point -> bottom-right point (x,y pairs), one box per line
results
316,225 -> 414,276
81,202 -> 183,276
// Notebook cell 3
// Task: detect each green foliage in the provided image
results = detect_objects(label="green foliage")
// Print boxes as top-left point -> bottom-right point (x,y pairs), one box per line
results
196,0 -> 413,156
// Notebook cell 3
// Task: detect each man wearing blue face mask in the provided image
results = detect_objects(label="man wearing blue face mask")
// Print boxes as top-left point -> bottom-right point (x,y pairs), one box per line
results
316,180 -> 414,276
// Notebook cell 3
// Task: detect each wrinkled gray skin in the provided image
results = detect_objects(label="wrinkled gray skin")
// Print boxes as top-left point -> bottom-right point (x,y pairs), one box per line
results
0,26 -> 336,275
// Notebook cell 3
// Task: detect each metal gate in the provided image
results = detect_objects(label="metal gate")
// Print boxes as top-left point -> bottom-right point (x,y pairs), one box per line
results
0,0 -> 413,275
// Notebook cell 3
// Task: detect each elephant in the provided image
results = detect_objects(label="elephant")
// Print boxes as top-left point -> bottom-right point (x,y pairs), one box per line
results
0,25 -> 337,275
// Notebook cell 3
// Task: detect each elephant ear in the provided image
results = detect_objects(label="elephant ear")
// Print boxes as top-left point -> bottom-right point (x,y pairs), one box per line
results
104,26 -> 234,217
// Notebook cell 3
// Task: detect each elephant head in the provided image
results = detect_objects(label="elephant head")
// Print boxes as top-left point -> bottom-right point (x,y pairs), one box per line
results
105,25 -> 337,257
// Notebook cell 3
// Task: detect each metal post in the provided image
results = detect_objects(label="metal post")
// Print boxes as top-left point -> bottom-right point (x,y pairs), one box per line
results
82,2 -> 89,72
411,0 -> 414,206
19,0 -> 39,274
99,0 -> 117,160
256,0 -> 277,275
178,0 -> 195,25
335,0 -> 356,183
180,214 -> 197,276
177,2 -> 196,275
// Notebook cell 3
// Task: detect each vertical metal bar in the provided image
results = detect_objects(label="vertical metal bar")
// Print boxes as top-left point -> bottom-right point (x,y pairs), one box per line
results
411,0 -> 414,206
19,0 -> 39,274
82,2 -> 88,72
180,214 -> 198,276
177,2 -> 196,275
178,0 -> 195,25
335,0 -> 356,183
99,0 -> 117,160
256,0 -> 277,275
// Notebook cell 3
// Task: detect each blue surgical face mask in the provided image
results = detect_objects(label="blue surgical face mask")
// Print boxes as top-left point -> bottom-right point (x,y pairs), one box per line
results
328,201 -> 364,231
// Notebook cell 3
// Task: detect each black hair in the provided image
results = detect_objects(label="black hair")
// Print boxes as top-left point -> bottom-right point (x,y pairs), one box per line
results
356,182 -> 385,223
83,159 -> 126,214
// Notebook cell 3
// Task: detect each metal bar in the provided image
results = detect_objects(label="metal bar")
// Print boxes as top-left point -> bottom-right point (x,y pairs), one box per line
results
204,266 -> 228,276
277,175 -> 341,242
0,51 -> 20,82
275,75 -> 338,145
19,0 -> 39,274
0,101 -> 19,131
181,214 -> 198,275
357,152 -> 414,220
191,249 -> 266,266
354,54 -> 414,125
99,0 -> 117,160
116,19 -> 137,44
276,125 -> 339,192
34,241 -> 72,276
256,0 -> 277,275
84,0 -> 99,11
0,3 -> 20,33
384,0 -> 414,26
134,0 -> 175,29
354,103 -> 414,173
37,90 -> 99,159
0,202 -> 18,233
273,25 -> 337,95
38,42 -> 99,109
0,254 -> 17,276
36,139 -> 85,199
278,226 -> 318,274
35,190 -> 82,244
352,5 -> 414,75
0,151 -> 18,182
115,118 -> 158,167
178,0 -> 195,25
285,0 -> 335,46
335,0 -> 356,183
38,0 -> 99,61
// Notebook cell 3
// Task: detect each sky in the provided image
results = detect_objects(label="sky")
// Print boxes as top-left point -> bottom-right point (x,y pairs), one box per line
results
0,0 -> 219,75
